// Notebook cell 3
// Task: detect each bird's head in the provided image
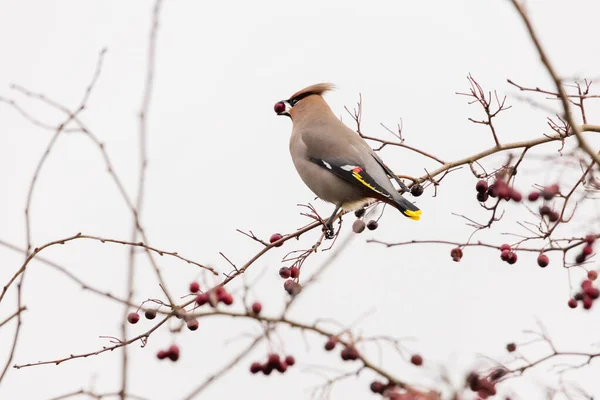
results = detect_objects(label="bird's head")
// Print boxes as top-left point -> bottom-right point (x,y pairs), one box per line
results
274,83 -> 335,119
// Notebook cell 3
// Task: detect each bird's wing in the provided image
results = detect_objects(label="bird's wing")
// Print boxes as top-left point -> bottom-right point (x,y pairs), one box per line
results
369,152 -> 410,193
308,156 -> 395,202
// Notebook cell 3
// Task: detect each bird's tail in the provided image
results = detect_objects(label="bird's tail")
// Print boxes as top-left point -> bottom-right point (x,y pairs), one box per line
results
391,195 -> 421,221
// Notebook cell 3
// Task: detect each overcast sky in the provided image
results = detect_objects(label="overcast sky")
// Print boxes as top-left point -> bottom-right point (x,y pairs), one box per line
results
1,1 -> 600,399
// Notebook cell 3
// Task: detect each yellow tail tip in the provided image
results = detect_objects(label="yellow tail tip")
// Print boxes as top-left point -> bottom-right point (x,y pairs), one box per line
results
404,209 -> 422,221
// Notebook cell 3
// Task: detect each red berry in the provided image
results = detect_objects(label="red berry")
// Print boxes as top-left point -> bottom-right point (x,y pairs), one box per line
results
500,244 -> 511,252
283,280 -> 301,296
186,319 -> 199,331
588,270 -> 598,281
220,293 -> 234,305
487,184 -> 498,198
284,355 -> 295,366
411,184 -> 424,197
267,353 -> 280,366
542,184 -> 559,200
410,354 -> 423,366
568,298 -> 578,308
324,338 -> 336,351
585,235 -> 596,245
279,267 -> 291,279
189,281 -> 200,293
144,309 -> 156,320
537,254 -> 549,268
250,362 -> 262,374
270,233 -> 283,247
475,180 -> 488,193
575,292 -> 584,301
506,343 -> 516,352
467,372 -> 480,390
341,346 -> 359,361
548,211 -> 559,222
215,286 -> 226,298
352,219 -> 366,233
576,253 -> 586,264
528,191 -> 540,202
500,249 -> 511,261
276,361 -> 288,373
489,368 -> 507,381
290,266 -> 299,278
507,252 -> 518,265
476,191 -> 489,202
583,295 -> 593,309
366,220 -> 378,230
157,350 -> 168,360
450,247 -> 463,262
583,245 -> 593,256
168,345 -> 180,361
539,205 -> 551,216
274,101 -> 286,114
582,280 -> 593,290
370,381 -> 385,394
251,302 -> 262,314
262,364 -> 273,375
510,189 -> 522,202
584,287 -> 600,299
195,293 -> 209,306
127,312 -> 140,324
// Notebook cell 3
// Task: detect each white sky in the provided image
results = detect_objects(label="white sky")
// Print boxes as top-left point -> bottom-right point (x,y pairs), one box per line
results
1,0 -> 600,399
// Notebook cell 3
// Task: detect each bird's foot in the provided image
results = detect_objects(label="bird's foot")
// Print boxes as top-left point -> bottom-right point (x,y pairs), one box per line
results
322,223 -> 335,240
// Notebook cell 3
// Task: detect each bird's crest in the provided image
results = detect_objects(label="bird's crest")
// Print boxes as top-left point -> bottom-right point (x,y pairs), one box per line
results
288,83 -> 335,103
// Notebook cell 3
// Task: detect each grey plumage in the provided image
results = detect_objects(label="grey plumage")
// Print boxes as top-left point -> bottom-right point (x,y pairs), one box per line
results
274,83 -> 421,234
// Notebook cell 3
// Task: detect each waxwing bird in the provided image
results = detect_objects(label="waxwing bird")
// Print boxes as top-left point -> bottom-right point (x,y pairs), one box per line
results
274,83 -> 421,238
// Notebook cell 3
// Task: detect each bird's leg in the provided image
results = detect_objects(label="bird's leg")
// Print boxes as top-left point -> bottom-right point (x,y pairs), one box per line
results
323,205 -> 341,239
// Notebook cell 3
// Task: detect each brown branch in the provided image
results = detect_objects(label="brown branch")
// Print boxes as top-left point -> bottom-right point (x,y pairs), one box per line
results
14,313 -> 169,369
0,307 -> 26,330
48,389 -> 151,400
510,0 -> 600,167
0,233 -> 215,305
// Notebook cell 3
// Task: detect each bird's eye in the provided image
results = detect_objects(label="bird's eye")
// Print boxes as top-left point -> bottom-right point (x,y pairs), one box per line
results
274,102 -> 286,114
289,98 -> 298,106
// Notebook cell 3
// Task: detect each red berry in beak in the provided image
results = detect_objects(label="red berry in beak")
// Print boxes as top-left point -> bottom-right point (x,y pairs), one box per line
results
274,102 -> 286,114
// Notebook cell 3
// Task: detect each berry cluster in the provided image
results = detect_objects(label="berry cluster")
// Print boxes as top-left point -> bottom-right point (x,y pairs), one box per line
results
528,184 -> 561,221
499,244 -> 518,265
322,336 -> 359,361
279,266 -> 299,279
156,345 -> 180,362
195,285 -> 233,307
476,179 -> 522,203
568,279 -> 600,310
352,218 -> 378,233
466,370 -> 504,399
352,208 -> 380,234
369,381 -> 417,399
574,235 -> 595,264
249,353 -> 295,375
